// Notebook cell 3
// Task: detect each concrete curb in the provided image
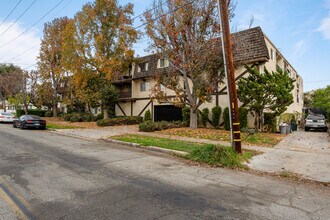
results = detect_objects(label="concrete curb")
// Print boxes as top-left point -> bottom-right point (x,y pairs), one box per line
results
99,138 -> 189,157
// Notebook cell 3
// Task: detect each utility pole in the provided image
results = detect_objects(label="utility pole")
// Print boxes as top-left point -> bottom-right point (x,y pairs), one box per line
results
218,0 -> 242,153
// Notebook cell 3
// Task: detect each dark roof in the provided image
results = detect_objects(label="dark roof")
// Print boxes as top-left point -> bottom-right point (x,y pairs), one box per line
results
121,26 -> 269,80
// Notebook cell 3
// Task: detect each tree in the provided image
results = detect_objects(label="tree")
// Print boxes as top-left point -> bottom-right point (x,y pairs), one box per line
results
62,0 -> 137,118
144,0 -> 232,128
0,64 -> 23,112
237,65 -> 295,131
310,86 -> 330,118
38,17 -> 70,117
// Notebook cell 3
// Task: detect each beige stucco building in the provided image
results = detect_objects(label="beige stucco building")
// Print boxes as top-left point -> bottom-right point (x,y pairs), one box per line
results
113,27 -> 303,128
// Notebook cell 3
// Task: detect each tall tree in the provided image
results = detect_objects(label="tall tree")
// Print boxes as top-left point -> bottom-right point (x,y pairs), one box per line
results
310,86 -> 330,118
62,0 -> 137,118
237,65 -> 295,131
144,0 -> 232,128
38,17 -> 70,117
0,64 -> 23,112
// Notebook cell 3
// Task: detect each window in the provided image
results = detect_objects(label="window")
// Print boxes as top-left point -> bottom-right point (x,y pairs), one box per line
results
140,82 -> 150,91
158,58 -> 169,68
270,49 -> 275,61
138,62 -> 148,72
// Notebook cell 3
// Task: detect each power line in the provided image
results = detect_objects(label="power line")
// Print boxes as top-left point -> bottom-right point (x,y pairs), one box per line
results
5,44 -> 39,63
133,0 -> 197,30
0,0 -> 65,49
0,0 -> 23,28
131,0 -> 168,22
0,0 -> 37,38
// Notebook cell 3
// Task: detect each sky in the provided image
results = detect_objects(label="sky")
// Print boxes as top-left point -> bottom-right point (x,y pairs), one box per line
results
0,0 -> 329,92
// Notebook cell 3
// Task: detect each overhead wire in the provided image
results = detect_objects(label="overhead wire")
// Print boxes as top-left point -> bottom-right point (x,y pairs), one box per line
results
0,0 -> 66,49
0,0 -> 23,28
0,0 -> 37,38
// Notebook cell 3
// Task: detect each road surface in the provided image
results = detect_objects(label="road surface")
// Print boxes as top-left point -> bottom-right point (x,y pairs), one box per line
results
0,123 -> 329,219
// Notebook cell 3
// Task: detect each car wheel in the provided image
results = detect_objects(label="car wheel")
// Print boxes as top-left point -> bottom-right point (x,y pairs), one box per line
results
304,127 -> 309,132
13,123 -> 16,128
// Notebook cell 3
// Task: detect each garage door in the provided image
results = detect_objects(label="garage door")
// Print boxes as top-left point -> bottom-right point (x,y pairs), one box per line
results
154,105 -> 182,122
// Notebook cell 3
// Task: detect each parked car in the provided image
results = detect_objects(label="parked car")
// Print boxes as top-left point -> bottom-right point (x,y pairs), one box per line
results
0,112 -> 16,123
13,115 -> 46,130
304,114 -> 328,132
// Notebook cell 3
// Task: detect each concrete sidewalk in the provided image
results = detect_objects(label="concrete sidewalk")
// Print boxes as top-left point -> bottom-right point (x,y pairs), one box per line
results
53,127 -> 330,183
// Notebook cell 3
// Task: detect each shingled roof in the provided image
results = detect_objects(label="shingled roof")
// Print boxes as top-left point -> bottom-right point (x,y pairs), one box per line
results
124,26 -> 269,80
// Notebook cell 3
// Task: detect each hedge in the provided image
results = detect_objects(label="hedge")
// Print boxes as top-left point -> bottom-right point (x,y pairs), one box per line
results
97,116 -> 143,127
211,106 -> 222,128
16,109 -> 47,117
182,106 -> 190,127
139,120 -> 184,132
201,108 -> 209,127
223,107 -> 230,130
239,107 -> 248,130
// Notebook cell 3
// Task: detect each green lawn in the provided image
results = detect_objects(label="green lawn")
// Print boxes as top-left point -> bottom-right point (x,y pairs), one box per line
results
111,134 -> 255,168
112,134 -> 210,153
46,123 -> 79,129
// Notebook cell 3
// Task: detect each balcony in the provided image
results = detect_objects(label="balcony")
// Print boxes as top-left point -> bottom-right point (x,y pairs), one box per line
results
118,91 -> 132,99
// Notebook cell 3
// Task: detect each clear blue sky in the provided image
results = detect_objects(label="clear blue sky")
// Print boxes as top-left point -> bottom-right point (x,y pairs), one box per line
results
0,0 -> 328,92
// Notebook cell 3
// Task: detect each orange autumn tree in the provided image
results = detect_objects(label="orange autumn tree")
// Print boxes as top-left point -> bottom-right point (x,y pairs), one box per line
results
38,17 -> 70,117
62,0 -> 137,118
144,0 -> 235,128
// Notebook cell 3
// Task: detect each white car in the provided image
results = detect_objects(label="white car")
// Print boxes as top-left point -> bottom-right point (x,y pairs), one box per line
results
0,112 -> 16,123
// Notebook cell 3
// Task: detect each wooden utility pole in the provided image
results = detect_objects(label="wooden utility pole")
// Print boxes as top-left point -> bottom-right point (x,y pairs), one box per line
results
218,0 -> 242,153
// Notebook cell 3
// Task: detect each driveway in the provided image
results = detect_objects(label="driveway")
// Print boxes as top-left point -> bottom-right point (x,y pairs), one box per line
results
248,131 -> 330,183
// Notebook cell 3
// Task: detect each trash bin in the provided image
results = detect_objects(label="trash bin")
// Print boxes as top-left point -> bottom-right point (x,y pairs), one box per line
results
291,123 -> 297,131
279,124 -> 288,134
286,124 -> 291,133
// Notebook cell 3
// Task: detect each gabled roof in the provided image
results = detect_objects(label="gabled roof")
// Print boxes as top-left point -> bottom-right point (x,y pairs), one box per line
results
123,26 -> 269,80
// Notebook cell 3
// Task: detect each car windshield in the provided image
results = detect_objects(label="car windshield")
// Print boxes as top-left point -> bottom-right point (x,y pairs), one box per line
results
307,115 -> 324,120
26,115 -> 41,120
1,113 -> 13,116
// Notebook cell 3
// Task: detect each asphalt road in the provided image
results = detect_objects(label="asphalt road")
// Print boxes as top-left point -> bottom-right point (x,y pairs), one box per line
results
0,123 -> 329,220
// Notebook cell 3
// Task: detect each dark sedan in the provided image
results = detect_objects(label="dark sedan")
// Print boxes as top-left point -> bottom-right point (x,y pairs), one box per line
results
13,115 -> 46,130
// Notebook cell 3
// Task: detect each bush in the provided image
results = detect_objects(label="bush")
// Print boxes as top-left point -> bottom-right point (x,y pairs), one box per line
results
97,116 -> 143,127
211,106 -> 222,128
61,113 -> 72,121
201,108 -> 209,127
239,107 -> 248,130
188,145 -> 245,168
182,106 -> 190,127
16,109 -> 47,117
139,120 -> 184,132
70,114 -> 80,122
80,113 -> 94,122
144,109 -> 151,121
223,107 -> 230,130
264,113 -> 277,133
95,113 -> 104,121
45,111 -> 53,117
139,121 -> 155,132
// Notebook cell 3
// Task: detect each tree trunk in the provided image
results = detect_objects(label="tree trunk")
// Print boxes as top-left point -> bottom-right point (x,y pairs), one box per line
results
103,108 -> 109,119
190,108 -> 198,129
53,102 -> 57,117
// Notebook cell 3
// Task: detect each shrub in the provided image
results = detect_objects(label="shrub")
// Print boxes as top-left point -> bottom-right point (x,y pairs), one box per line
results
16,109 -> 47,117
223,107 -> 230,130
201,108 -> 209,127
182,106 -> 190,127
97,116 -> 143,127
144,109 -> 151,121
45,111 -> 53,117
95,113 -> 104,121
211,106 -> 222,128
239,107 -> 248,130
139,120 -> 184,132
70,114 -> 80,122
264,113 -> 277,133
188,145 -> 245,168
81,113 -> 94,122
61,113 -> 72,121
139,121 -> 156,132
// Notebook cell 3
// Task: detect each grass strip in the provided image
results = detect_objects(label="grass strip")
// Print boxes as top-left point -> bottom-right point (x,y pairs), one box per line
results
112,134 -> 254,168
46,123 -> 79,129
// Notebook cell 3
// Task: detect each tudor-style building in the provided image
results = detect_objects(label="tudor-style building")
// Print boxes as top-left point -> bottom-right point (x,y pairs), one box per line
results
112,27 -> 303,127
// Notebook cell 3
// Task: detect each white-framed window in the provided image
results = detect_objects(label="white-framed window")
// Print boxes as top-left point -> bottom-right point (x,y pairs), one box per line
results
158,58 -> 169,68
140,82 -> 150,91
270,48 -> 275,61
138,62 -> 149,72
